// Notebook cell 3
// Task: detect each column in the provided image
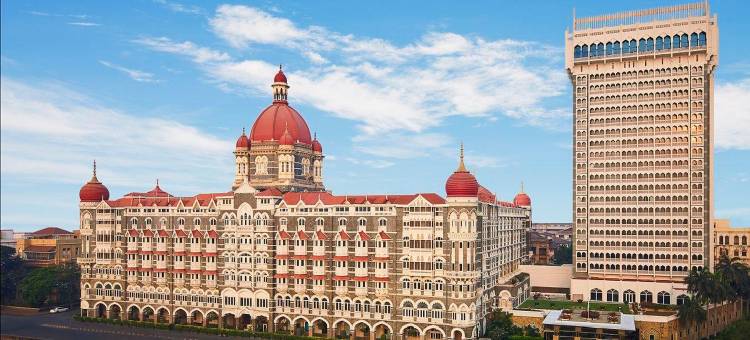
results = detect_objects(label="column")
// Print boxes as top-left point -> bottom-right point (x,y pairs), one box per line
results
308,324 -> 313,337
236,316 -> 241,330
370,330 -> 376,340
218,316 -> 223,330
203,316 -> 208,327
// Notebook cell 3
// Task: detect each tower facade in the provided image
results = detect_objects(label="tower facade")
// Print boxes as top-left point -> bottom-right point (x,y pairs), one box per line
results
566,2 -> 718,304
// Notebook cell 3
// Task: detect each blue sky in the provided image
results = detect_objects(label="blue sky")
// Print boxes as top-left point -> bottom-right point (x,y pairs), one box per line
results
1,0 -> 748,232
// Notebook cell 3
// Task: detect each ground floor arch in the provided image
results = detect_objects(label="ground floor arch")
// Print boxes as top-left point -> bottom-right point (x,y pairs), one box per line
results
109,304 -> 122,320
173,309 -> 188,325
95,303 -> 106,318
142,306 -> 155,322
190,310 -> 204,326
374,322 -> 392,340
156,307 -> 170,323
293,316 -> 310,336
400,324 -> 422,340
206,311 -> 219,328
275,315 -> 292,334
312,318 -> 329,337
127,305 -> 140,321
334,319 -> 352,339
254,315 -> 269,332
354,321 -> 372,340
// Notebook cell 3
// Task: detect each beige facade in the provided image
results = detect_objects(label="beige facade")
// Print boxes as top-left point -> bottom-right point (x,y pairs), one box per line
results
77,73 -> 532,340
566,2 -> 718,304
713,219 -> 749,266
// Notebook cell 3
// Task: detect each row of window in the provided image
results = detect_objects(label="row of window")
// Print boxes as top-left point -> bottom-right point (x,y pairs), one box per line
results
574,32 -> 707,59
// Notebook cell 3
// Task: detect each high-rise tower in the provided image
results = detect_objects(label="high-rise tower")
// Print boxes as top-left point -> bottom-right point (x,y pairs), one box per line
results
566,2 -> 718,304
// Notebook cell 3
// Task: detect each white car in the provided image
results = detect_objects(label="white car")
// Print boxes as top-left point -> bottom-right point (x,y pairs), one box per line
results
49,307 -> 69,313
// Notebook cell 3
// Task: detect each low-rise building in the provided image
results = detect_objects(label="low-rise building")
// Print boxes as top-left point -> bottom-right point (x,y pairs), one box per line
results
16,227 -> 81,266
713,219 -> 750,266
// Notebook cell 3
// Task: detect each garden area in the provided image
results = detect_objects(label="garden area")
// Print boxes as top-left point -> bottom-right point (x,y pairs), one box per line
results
1,245 -> 80,308
518,299 -> 631,313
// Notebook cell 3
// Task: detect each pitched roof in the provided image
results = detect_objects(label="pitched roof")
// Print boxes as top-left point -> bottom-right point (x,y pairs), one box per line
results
257,187 -> 283,197
281,192 -> 446,206
31,227 -> 72,236
24,245 -> 56,253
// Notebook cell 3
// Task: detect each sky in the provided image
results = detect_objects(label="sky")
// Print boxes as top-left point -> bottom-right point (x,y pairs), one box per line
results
1,0 -> 749,232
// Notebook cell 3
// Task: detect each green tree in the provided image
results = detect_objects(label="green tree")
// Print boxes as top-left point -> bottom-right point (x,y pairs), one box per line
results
18,266 -> 57,306
0,245 -> 27,304
677,296 -> 706,327
552,244 -> 572,265
685,268 -> 715,304
484,310 -> 522,340
715,254 -> 750,312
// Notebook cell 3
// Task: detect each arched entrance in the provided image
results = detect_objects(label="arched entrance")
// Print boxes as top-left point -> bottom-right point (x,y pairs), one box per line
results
157,308 -> 170,323
206,311 -> 219,328
313,319 -> 329,337
424,328 -> 445,340
239,314 -> 252,330
375,324 -> 391,340
223,314 -> 237,329
110,304 -> 122,320
254,315 -> 268,332
174,309 -> 188,325
452,330 -> 463,340
142,307 -> 154,322
276,316 -> 291,334
402,326 -> 420,340
191,310 -> 204,326
354,322 -> 371,340
128,306 -> 140,321
96,304 -> 106,318
335,321 -> 351,339
294,318 -> 309,336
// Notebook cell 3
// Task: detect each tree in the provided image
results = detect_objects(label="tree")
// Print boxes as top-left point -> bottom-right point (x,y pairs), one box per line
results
677,296 -> 706,327
0,245 -> 28,304
484,310 -> 522,340
18,266 -> 57,307
552,244 -> 572,265
715,254 -> 750,312
685,268 -> 715,304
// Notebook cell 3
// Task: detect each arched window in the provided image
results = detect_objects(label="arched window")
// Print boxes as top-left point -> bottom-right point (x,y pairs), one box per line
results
690,33 -> 698,47
640,290 -> 653,303
606,289 -> 619,302
590,288 -> 602,301
657,291 -> 671,305
622,40 -> 630,54
605,42 -> 613,56
656,36 -> 663,50
698,32 -> 707,46
581,44 -> 588,58
681,34 -> 689,48
623,290 -> 635,303
664,36 -> 671,49
613,41 -> 621,55
676,294 -> 689,305
638,38 -> 646,52
646,38 -> 654,51
574,45 -> 581,58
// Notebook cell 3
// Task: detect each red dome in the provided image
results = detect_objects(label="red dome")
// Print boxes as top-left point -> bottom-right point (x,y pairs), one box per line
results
79,162 -> 109,202
274,69 -> 287,83
279,127 -> 295,145
236,131 -> 249,148
514,192 -> 531,206
250,103 -> 312,145
446,171 -> 479,197
312,139 -> 322,152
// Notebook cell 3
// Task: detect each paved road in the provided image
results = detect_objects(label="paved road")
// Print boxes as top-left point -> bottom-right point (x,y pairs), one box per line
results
0,309 -> 248,340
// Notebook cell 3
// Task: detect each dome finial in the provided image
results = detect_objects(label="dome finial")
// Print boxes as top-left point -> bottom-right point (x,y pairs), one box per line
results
93,159 -> 97,177
457,142 -> 467,172
242,127 -> 246,135
520,181 -> 524,193
156,178 -> 160,188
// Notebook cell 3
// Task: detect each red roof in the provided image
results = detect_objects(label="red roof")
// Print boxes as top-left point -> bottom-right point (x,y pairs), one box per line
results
257,187 -> 283,197
142,229 -> 154,237
31,227 -> 72,236
281,192 -> 445,206
191,230 -> 204,238
278,230 -> 291,240
352,276 -> 368,281
158,230 -> 169,237
446,170 -> 479,197
312,138 -> 322,153
514,192 -> 531,206
174,229 -> 187,237
236,130 -> 249,148
274,69 -> 287,83
128,229 -> 139,237
378,230 -> 391,240
337,230 -> 350,241
279,126 -> 295,145
357,231 -> 370,241
250,102 -> 312,145
80,174 -> 110,202
477,185 -> 496,203
296,230 -> 309,240
315,230 -> 327,240
106,191 -> 232,208
207,230 -> 219,238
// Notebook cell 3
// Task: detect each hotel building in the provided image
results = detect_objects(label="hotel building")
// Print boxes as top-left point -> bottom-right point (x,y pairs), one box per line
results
77,69 -> 532,340
713,219 -> 750,266
565,2 -> 718,304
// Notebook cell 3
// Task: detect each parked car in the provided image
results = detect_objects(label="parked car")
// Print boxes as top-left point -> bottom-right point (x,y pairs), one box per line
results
50,307 -> 69,313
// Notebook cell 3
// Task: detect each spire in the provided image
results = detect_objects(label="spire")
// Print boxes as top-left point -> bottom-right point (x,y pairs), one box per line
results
242,127 -> 246,135
456,143 -> 467,172
92,159 -> 97,177
89,159 -> 101,183
156,178 -> 160,188
520,181 -> 525,193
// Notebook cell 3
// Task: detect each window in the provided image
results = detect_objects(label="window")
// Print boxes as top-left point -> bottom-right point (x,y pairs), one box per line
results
640,290 -> 653,303
623,290 -> 635,303
590,288 -> 602,301
676,294 -> 688,305
657,291 -> 671,305
606,289 -> 619,302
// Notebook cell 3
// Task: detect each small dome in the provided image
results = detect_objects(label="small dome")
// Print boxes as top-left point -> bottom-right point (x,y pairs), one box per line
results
274,68 -> 287,83
445,145 -> 478,197
279,126 -> 295,145
514,192 -> 531,206
79,161 -> 110,202
236,129 -> 249,148
312,135 -> 322,152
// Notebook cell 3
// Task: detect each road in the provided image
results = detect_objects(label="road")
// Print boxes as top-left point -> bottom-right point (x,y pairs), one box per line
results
0,309 -> 249,340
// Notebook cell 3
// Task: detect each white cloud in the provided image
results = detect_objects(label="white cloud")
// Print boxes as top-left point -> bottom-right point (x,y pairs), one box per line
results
0,77 -> 232,193
67,22 -> 100,27
133,37 -> 230,63
99,60 -> 159,83
715,78 -> 750,150
344,157 -> 395,169
153,0 -> 203,15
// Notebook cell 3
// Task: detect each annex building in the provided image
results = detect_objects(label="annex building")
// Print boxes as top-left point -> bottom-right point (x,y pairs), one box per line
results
77,69 -> 532,340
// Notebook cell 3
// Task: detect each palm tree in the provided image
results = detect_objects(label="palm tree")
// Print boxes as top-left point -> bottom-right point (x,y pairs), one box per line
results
715,254 -> 750,313
677,296 -> 706,327
685,268 -> 715,304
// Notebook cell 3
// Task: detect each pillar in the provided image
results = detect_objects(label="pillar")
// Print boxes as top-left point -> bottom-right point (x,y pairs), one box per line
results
370,330 -> 376,340
219,316 -> 223,330
106,308 -> 111,319
141,311 -> 145,322
203,317 -> 208,327
308,324 -> 313,337
187,316 -> 193,325
236,316 -> 241,330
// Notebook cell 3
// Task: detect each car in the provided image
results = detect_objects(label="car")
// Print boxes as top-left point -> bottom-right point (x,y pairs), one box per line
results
49,307 -> 69,313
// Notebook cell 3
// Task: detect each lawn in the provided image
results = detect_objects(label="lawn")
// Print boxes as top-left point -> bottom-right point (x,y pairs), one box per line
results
518,299 -> 631,313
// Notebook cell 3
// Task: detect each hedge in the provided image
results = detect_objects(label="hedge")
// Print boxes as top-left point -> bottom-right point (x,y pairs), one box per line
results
73,316 -> 325,340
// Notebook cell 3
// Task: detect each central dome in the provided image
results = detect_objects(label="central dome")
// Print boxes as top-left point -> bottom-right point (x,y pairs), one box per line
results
250,103 -> 312,145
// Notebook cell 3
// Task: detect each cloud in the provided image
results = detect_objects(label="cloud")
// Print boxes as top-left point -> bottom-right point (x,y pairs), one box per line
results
715,78 -> 750,150
136,5 -> 567,138
153,0 -> 203,15
133,37 -> 230,63
67,22 -> 100,27
0,77 -> 232,192
344,158 -> 395,169
99,60 -> 159,83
